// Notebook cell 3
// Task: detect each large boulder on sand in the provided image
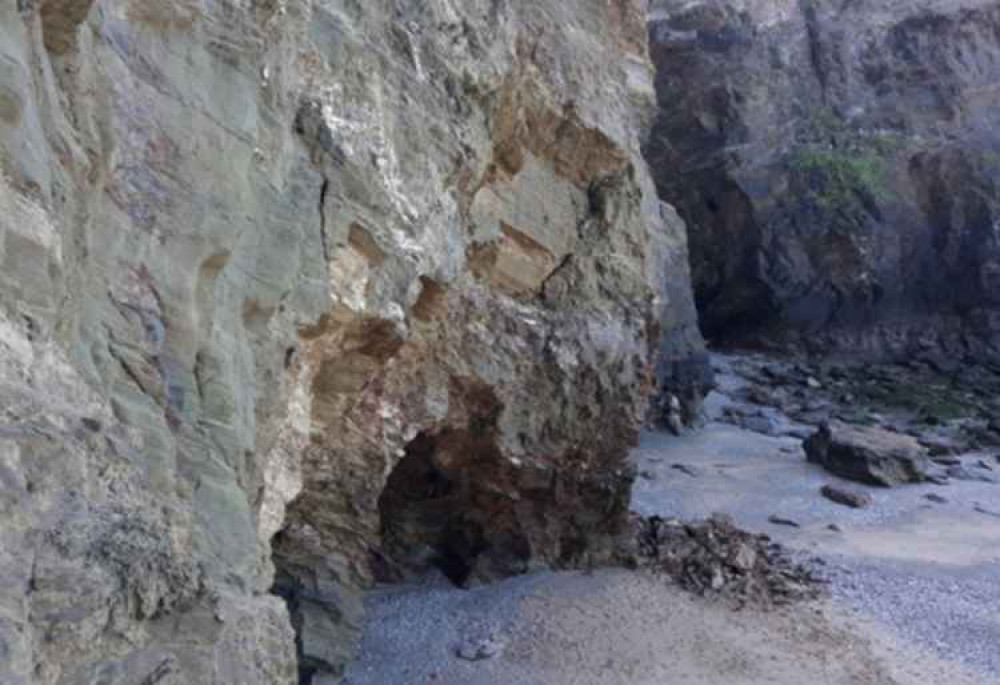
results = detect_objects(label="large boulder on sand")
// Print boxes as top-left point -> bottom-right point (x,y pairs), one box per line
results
804,422 -> 929,486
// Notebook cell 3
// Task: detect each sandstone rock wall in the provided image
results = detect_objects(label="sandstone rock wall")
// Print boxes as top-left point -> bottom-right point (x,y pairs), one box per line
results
647,0 -> 1000,359
0,1 -> 702,683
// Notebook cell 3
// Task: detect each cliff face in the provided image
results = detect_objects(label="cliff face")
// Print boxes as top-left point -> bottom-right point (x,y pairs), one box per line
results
0,1 -> 701,683
647,0 -> 1000,359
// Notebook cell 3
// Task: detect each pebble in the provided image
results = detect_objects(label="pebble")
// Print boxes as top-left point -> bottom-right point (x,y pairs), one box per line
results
768,515 -> 801,528
820,484 -> 873,509
671,463 -> 700,477
973,505 -> 1000,519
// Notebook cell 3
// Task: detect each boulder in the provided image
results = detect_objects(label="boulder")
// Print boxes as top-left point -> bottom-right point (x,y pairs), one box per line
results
804,422 -> 929,486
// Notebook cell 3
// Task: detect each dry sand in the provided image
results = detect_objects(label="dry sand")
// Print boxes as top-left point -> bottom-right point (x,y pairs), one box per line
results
343,355 -> 999,685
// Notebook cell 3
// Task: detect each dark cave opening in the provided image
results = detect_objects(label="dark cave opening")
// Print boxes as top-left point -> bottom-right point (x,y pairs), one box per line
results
376,430 -> 492,587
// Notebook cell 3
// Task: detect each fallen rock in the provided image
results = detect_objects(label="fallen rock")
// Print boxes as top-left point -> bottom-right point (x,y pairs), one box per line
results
945,465 -> 997,483
974,506 -> 1000,519
921,436 -> 963,457
633,515 -> 821,608
924,493 -> 949,504
804,422 -> 929,486
779,425 -> 815,440
819,485 -> 873,509
456,636 -> 505,661
767,515 -> 801,528
670,463 -> 701,478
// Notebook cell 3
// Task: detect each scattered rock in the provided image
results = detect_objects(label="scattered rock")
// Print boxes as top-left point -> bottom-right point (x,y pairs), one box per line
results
639,470 -> 657,481
723,406 -> 782,435
633,515 -> 821,608
456,636 -> 505,661
819,485 -> 873,509
931,456 -> 962,466
924,493 -> 948,504
670,463 -> 701,478
779,425 -> 814,440
741,415 -> 781,435
977,459 -> 994,471
747,386 -> 773,406
664,395 -> 685,436
945,465 -> 996,483
973,505 -> 1000,519
921,436 -> 962,457
767,515 -> 801,528
826,524 -> 843,533
804,422 -> 929,486
806,377 -> 822,389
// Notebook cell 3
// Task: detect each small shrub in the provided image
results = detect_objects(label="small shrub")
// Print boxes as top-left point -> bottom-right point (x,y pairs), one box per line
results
791,148 -> 892,207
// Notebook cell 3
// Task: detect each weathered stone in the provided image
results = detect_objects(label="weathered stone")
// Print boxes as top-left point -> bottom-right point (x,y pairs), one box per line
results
767,515 -> 801,528
974,505 -> 1000,519
0,1 -> 703,683
647,0 -> 1000,359
820,484 -> 873,509
945,465 -> 997,483
804,422 -> 929,486
456,635 -> 505,662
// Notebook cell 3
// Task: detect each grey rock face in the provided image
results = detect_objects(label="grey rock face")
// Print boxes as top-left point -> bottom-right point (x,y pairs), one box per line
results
0,1 -> 701,683
805,422 -> 930,485
647,0 -> 1000,359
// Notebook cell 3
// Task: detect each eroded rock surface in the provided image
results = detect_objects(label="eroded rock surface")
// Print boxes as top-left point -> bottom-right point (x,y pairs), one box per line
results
647,0 -> 1000,358
0,1 -> 701,683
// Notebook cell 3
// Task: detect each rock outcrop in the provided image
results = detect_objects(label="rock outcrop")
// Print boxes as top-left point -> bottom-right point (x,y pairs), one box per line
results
0,1 -> 702,683
647,0 -> 1000,359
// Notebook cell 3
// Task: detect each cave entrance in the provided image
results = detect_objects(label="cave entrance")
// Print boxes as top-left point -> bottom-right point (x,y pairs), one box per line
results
375,431 -> 490,586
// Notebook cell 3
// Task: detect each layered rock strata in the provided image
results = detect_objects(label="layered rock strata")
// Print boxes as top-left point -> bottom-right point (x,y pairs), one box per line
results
0,1 -> 703,683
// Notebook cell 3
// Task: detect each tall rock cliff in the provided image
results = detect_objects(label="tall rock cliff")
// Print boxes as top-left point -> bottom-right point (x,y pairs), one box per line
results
647,0 -> 1000,359
0,1 -> 702,683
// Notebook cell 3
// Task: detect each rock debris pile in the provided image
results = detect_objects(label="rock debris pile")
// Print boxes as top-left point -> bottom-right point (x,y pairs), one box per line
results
632,514 -> 823,608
